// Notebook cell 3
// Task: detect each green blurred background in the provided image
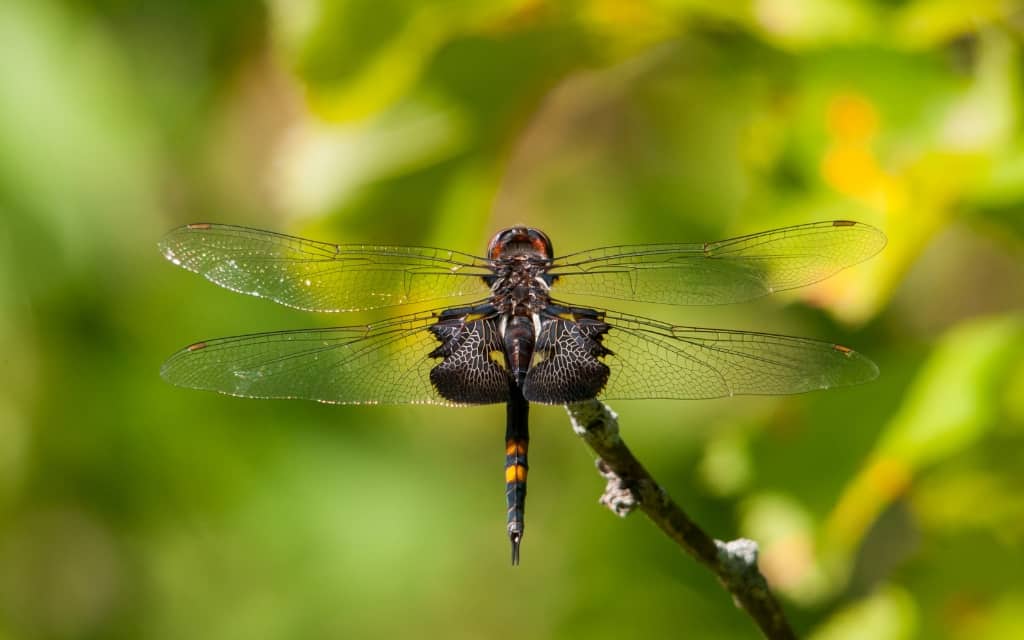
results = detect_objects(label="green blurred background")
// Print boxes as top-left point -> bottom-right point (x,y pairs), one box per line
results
2,1 -> 1023,638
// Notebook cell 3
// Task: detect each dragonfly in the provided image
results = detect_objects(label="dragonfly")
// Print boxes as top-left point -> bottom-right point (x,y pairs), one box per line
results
159,220 -> 886,564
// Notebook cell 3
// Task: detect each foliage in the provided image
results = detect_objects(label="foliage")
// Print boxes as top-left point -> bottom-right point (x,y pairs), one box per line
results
1,1 -> 1022,638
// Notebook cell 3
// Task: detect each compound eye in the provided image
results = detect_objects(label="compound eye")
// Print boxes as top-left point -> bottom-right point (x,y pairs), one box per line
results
487,228 -> 516,260
486,227 -> 553,260
526,228 -> 553,260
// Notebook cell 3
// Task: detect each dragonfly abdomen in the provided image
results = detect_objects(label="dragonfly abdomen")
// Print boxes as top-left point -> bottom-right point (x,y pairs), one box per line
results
502,314 -> 537,388
504,391 -> 529,566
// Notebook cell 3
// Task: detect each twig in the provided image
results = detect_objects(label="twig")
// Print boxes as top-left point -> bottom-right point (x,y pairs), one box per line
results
565,399 -> 797,640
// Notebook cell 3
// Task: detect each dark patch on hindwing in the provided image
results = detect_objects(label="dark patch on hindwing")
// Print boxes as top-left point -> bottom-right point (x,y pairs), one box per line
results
428,310 -> 509,404
523,310 -> 612,404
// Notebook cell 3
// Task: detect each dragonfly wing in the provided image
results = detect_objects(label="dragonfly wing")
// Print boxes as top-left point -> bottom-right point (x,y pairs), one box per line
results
547,220 -> 886,306
596,310 -> 878,400
160,224 -> 494,312
522,313 -> 612,404
522,307 -> 877,403
160,310 -> 509,406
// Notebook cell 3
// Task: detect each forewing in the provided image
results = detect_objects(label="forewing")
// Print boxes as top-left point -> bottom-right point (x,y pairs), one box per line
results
160,224 -> 494,312
594,310 -> 878,400
548,220 -> 886,306
160,310 -> 506,406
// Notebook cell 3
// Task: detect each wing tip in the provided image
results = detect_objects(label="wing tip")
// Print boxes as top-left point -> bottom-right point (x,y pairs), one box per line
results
832,343 -> 880,384
832,219 -> 888,257
158,351 -> 190,385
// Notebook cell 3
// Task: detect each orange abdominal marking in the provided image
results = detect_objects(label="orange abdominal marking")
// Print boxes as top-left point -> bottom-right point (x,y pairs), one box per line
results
505,441 -> 527,456
505,465 -> 527,483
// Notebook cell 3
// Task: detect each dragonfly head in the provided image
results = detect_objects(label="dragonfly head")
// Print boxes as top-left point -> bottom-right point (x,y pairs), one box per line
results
488,227 -> 553,262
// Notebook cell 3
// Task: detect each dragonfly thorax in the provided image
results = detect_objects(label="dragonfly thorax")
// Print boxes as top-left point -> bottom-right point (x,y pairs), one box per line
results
489,256 -> 551,317
486,226 -> 554,317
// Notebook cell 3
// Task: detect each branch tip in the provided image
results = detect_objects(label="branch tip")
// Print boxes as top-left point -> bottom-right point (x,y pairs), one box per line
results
568,400 -> 796,640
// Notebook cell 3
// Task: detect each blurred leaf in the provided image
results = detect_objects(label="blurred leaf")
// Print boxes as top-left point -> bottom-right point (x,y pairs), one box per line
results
0,0 -> 160,285
957,592 -> 1024,640
739,492 -> 833,604
274,97 -> 469,217
808,586 -> 918,640
269,0 -> 541,121
825,314 -> 1024,556
894,0 -> 1008,49
698,430 -> 753,497
915,466 -> 1024,540
749,0 -> 876,49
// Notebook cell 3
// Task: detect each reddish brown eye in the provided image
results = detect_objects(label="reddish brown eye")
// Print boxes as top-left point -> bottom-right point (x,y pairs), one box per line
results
487,228 -> 512,260
487,227 -> 553,260
526,228 -> 553,259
